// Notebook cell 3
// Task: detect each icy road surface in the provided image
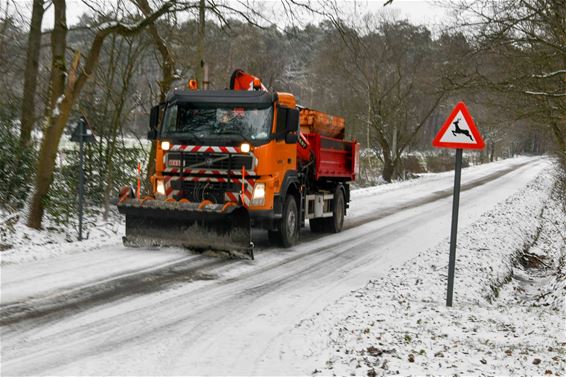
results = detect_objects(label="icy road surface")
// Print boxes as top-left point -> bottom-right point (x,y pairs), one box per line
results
0,156 -> 550,375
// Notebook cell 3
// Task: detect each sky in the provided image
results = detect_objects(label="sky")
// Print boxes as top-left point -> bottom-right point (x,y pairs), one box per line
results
6,0 -> 452,30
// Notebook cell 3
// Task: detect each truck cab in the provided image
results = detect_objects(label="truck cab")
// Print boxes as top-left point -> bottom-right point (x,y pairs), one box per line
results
151,89 -> 300,225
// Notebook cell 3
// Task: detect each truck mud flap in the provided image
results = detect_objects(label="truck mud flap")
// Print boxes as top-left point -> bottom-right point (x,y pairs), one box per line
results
118,201 -> 254,259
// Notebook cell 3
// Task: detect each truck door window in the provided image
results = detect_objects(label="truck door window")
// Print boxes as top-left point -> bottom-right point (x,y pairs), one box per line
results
163,105 -> 178,132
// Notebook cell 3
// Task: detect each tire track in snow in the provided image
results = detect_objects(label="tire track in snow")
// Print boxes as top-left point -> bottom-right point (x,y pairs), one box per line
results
0,221 -> 404,376
0,255 -> 227,327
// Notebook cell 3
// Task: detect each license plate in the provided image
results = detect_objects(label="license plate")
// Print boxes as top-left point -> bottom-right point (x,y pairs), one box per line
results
168,159 -> 182,167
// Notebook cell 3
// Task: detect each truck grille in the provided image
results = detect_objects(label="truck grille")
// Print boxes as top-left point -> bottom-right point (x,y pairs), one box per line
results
167,152 -> 253,171
170,180 -> 240,204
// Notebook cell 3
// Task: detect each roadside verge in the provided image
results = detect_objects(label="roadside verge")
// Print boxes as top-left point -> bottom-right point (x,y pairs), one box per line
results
292,161 -> 565,376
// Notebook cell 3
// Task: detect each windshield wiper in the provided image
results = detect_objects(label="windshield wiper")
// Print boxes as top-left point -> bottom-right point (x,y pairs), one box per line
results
214,120 -> 253,141
169,128 -> 204,144
216,129 -> 251,143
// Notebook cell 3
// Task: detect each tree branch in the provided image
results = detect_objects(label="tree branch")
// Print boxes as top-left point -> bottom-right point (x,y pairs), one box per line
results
73,0 -> 178,96
532,70 -> 566,79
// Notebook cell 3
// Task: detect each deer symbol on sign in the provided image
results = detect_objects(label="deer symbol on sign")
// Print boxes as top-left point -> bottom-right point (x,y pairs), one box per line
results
451,118 -> 473,141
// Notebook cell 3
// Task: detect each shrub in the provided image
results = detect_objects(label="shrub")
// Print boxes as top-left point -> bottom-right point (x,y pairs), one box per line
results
0,121 -> 36,210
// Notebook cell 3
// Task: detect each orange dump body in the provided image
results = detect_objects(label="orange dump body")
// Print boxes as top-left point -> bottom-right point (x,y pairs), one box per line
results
299,108 -> 345,139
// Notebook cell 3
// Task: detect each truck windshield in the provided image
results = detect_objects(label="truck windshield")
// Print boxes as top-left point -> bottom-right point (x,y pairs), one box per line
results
161,104 -> 273,143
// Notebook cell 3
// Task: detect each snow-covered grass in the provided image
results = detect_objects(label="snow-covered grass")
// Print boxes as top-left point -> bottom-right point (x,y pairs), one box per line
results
294,163 -> 565,376
0,211 -> 124,265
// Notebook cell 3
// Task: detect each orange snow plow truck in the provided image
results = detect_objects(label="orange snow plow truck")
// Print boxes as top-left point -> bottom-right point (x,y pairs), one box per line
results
117,70 -> 359,259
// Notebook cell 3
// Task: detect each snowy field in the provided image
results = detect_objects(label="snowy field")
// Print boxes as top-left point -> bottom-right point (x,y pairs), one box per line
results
1,155 -> 564,375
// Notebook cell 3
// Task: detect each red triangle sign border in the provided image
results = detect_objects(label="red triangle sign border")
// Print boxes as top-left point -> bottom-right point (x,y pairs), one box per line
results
432,102 -> 485,150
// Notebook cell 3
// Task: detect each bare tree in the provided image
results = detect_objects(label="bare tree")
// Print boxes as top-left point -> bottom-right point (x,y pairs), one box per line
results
19,0 -> 45,148
453,0 -> 566,165
196,0 -> 205,84
27,0 -> 178,229
326,16 -> 450,182
100,34 -> 147,219
132,0 -> 179,185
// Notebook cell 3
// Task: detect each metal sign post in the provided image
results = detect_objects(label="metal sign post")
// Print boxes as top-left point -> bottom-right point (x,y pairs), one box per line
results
78,121 -> 85,240
71,116 -> 95,241
432,102 -> 484,307
446,148 -> 462,306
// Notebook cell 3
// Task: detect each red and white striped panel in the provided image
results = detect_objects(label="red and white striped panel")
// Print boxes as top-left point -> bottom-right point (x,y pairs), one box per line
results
163,144 -> 256,175
169,145 -> 240,153
162,175 -> 180,199
162,167 -> 256,175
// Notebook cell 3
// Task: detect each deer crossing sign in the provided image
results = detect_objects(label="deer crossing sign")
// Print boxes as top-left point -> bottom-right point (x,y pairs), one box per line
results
432,102 -> 485,150
431,101 -> 485,307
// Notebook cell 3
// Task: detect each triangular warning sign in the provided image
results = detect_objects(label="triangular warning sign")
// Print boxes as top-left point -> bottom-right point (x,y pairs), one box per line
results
432,102 -> 485,150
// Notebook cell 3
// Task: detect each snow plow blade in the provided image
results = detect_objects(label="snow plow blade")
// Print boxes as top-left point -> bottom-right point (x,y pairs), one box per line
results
117,200 -> 253,259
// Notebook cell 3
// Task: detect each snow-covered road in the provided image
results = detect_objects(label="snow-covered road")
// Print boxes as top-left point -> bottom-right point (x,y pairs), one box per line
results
0,156 -> 551,375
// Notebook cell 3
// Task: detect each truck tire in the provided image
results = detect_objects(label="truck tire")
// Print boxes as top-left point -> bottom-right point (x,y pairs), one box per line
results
328,188 -> 345,233
280,195 -> 299,247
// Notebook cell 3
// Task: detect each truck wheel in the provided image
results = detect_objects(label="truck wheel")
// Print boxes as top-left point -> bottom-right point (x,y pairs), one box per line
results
280,195 -> 299,247
329,188 -> 345,233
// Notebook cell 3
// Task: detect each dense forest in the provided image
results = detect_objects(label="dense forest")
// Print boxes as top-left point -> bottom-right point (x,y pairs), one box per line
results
0,0 -> 564,231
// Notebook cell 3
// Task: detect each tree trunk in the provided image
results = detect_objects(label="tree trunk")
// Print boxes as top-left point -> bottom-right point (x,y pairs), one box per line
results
134,0 -> 176,187
381,153 -> 395,183
196,0 -> 205,84
19,0 -> 44,148
102,130 -> 119,219
47,0 -> 67,113
0,2 -> 11,55
550,121 -> 566,166
28,92 -> 75,228
103,44 -> 137,220
27,0 -> 67,229
371,114 -> 395,183
376,141 -> 394,183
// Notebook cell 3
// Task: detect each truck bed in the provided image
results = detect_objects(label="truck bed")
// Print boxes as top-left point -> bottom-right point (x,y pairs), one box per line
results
305,133 -> 359,181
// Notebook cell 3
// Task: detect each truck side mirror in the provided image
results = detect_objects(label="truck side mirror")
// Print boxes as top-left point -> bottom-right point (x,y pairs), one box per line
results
149,105 -> 160,130
286,109 -> 299,133
275,107 -> 287,140
147,129 -> 158,140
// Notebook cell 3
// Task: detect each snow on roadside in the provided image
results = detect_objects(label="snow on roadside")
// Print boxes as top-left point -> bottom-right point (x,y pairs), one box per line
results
292,162 -> 565,376
0,213 -> 123,265
499,180 -> 566,312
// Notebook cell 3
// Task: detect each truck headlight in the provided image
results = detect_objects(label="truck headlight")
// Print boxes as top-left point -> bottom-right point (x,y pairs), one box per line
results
240,142 -> 251,153
157,179 -> 166,196
161,141 -> 170,151
251,183 -> 265,206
